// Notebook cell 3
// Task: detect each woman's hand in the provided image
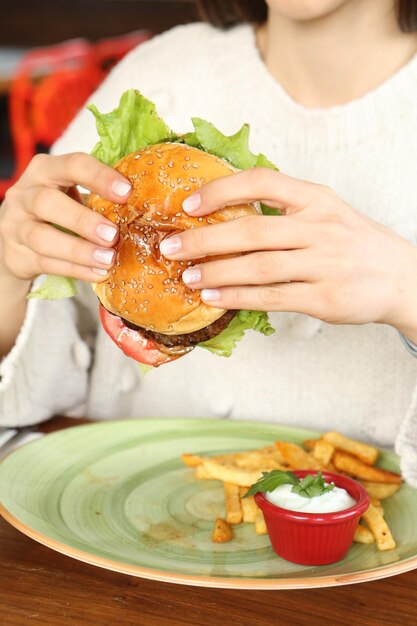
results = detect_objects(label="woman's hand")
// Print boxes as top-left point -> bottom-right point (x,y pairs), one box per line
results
0,151 -> 131,357
159,168 -> 417,340
0,152 -> 132,284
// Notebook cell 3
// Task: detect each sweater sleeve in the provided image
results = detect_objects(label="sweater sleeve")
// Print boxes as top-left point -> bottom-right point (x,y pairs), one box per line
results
0,279 -> 90,426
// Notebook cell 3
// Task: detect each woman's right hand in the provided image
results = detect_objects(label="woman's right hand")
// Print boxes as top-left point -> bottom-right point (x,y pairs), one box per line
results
0,152 -> 132,283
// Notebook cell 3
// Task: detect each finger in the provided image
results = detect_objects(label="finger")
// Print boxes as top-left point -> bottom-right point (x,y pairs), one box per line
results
29,187 -> 119,246
34,254 -> 111,283
199,283 -> 318,314
159,215 -> 314,260
182,251 -> 314,288
181,169 -> 319,217
20,222 -> 116,270
21,153 -> 132,203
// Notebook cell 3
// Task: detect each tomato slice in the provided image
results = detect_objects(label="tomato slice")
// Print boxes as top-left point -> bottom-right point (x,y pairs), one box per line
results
99,304 -> 180,366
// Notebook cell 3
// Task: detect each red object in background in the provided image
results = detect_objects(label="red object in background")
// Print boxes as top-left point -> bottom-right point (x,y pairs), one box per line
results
255,470 -> 370,566
0,31 -> 151,199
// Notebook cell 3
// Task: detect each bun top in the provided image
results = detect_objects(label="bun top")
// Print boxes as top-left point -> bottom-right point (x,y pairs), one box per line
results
89,142 -> 258,335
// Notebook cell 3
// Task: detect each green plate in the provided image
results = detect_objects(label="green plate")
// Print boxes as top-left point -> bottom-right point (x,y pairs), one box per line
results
0,419 -> 416,589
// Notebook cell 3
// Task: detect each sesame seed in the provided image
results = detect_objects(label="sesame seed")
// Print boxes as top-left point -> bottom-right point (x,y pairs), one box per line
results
168,161 -> 174,168
184,186 -> 191,191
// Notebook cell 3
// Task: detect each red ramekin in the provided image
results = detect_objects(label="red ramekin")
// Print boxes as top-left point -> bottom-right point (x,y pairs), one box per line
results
254,470 -> 370,566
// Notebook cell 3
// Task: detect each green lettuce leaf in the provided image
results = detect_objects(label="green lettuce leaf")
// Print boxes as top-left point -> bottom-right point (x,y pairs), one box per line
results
182,118 -> 280,216
88,89 -> 176,166
28,275 -> 77,300
199,310 -> 275,357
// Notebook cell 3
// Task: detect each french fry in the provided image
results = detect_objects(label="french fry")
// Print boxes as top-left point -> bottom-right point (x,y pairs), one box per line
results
370,497 -> 384,516
362,504 -> 396,551
201,458 -> 269,487
275,441 -> 323,470
224,483 -> 243,524
211,518 -> 233,543
360,481 -> 401,500
182,453 -> 204,467
303,439 -> 319,452
234,450 -> 286,471
322,431 -> 378,465
195,464 -> 213,480
312,440 -> 335,467
354,523 -> 375,544
239,487 -> 258,523
255,509 -> 268,535
332,451 -> 402,484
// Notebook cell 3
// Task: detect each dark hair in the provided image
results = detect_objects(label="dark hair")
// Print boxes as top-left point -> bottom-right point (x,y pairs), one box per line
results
197,0 -> 417,32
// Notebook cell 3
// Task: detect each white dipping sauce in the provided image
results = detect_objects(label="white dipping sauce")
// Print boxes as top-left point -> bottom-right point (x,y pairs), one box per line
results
265,483 -> 356,513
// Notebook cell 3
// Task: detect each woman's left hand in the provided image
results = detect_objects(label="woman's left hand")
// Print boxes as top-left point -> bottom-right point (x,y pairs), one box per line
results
159,169 -> 417,338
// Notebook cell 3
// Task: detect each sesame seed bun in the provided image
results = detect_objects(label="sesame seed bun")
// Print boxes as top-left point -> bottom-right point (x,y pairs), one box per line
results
88,142 -> 258,335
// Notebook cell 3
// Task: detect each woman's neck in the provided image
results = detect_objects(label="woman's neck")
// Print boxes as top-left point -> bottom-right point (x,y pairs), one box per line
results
257,0 -> 417,108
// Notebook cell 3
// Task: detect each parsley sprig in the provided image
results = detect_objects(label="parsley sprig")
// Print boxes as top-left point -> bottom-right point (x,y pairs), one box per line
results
244,470 -> 335,499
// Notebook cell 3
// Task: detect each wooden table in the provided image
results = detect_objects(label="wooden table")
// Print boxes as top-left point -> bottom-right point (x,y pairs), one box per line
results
0,418 -> 416,626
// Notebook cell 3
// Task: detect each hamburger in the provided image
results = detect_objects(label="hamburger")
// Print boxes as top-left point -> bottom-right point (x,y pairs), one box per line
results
30,90 -> 276,366
88,142 -> 260,365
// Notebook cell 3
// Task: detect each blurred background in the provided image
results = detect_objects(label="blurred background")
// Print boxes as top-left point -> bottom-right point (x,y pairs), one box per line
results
0,0 -> 199,199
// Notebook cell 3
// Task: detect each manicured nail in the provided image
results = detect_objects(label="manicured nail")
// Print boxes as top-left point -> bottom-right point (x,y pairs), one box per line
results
112,180 -> 131,197
201,289 -> 221,301
160,236 -> 182,256
182,193 -> 201,214
182,267 -> 201,284
96,224 -> 118,242
92,267 -> 108,275
93,248 -> 115,265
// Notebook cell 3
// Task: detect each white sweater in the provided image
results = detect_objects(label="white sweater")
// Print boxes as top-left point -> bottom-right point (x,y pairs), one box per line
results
2,23 -> 417,485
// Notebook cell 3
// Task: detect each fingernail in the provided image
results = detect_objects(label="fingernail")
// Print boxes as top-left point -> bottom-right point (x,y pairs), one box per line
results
96,224 -> 118,242
160,236 -> 182,256
182,193 -> 201,214
92,267 -> 108,275
182,267 -> 201,284
112,180 -> 131,197
201,289 -> 221,302
93,248 -> 115,265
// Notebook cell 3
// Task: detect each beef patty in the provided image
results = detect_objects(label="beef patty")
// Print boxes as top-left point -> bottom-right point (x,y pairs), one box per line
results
121,309 -> 236,348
